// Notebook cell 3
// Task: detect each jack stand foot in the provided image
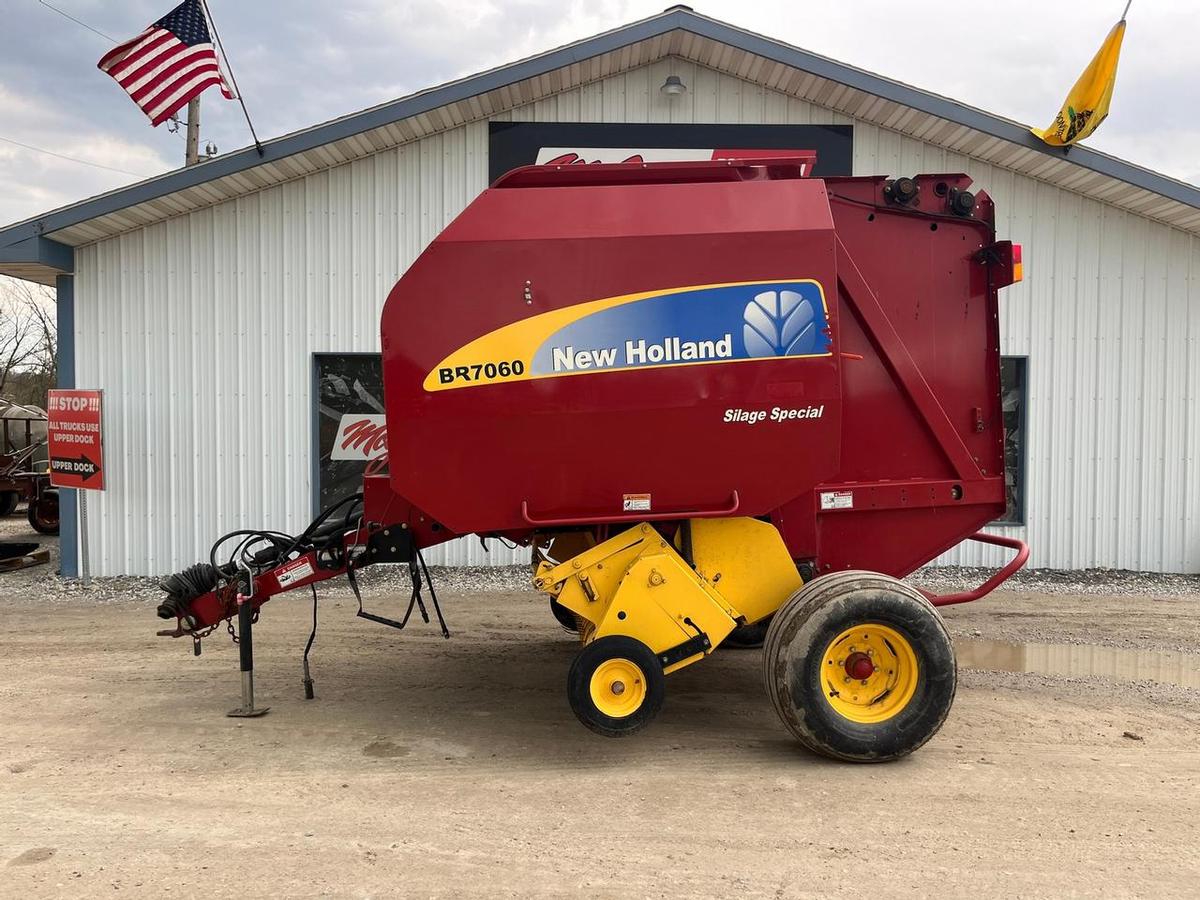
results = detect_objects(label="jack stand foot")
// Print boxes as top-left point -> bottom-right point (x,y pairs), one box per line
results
226,590 -> 269,718
227,671 -> 270,718
227,707 -> 270,718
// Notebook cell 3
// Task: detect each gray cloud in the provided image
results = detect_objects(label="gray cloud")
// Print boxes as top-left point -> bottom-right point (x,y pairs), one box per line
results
0,0 -> 1195,228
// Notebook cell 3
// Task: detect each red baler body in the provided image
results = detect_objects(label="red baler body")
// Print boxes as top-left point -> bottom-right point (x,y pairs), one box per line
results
380,156 -> 1010,579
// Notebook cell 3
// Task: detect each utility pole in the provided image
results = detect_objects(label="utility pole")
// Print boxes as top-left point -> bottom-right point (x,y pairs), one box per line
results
184,96 -> 201,166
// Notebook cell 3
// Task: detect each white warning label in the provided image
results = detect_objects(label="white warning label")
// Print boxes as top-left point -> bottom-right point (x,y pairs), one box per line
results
623,493 -> 651,512
276,557 -> 315,587
820,490 -> 854,511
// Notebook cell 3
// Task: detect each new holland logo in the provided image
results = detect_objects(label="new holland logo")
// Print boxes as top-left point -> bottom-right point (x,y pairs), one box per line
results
425,280 -> 832,391
742,289 -> 820,358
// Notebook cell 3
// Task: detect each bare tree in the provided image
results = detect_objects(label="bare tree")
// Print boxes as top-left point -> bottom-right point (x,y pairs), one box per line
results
0,276 -> 57,408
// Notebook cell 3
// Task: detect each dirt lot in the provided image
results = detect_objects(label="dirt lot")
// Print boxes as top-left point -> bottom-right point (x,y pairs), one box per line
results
2,517 -> 1199,898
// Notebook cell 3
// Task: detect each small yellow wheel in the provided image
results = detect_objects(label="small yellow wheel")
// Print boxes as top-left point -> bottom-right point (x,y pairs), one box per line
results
568,636 -> 664,737
589,658 -> 648,718
820,623 -> 919,724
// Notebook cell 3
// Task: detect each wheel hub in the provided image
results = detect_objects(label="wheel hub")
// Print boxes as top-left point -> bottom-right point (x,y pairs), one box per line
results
589,658 -> 646,718
844,651 -> 875,681
821,623 -> 920,724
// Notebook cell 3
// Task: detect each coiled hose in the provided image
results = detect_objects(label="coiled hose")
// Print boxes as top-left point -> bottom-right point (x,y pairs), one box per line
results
157,562 -> 222,620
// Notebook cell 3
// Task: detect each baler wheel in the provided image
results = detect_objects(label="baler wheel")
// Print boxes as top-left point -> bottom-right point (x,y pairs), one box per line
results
0,491 -> 18,517
567,635 -> 664,737
763,571 -> 956,762
549,597 -> 580,633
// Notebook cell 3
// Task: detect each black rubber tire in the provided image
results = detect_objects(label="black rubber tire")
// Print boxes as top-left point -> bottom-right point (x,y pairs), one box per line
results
723,617 -> 771,649
27,491 -> 60,536
550,596 -> 580,633
763,570 -> 956,763
567,635 -> 665,738
0,491 -> 18,517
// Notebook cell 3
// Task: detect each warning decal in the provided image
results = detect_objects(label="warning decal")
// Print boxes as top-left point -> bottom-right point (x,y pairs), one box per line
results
820,490 -> 854,511
276,557 -> 315,587
622,493 -> 651,512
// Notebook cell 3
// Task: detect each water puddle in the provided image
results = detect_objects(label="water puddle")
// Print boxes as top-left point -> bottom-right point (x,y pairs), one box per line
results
954,639 -> 1200,690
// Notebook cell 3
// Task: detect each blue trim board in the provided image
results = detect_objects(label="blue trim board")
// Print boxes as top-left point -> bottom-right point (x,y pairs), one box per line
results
55,273 -> 79,578
0,236 -> 74,270
0,8 -> 1195,260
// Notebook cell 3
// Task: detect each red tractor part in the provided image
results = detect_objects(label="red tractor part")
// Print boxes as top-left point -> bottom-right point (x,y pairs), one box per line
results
157,152 -> 1026,762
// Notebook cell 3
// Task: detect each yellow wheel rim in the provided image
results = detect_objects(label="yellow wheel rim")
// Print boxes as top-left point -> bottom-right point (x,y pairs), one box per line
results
820,624 -> 919,724
589,658 -> 647,719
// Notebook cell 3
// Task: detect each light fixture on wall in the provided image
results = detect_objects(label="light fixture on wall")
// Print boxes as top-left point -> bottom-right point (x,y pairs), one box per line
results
660,75 -> 687,98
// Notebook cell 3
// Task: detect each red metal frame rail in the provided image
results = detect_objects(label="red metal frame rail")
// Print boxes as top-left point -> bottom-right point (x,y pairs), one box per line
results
919,532 -> 1030,607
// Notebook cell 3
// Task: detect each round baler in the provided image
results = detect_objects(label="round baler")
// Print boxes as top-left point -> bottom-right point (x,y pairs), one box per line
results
158,152 -> 1026,761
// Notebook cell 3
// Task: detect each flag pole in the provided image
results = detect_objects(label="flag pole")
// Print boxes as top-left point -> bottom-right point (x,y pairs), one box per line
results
1121,0 -> 1132,20
199,0 -> 264,157
185,96 -> 201,166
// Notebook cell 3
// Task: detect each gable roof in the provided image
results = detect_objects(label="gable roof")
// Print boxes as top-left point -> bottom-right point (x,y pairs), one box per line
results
3,5 -> 1198,284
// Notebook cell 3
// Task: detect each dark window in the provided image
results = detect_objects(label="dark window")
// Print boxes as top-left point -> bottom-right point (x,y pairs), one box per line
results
996,356 -> 1027,525
313,353 -> 387,513
487,122 -> 853,182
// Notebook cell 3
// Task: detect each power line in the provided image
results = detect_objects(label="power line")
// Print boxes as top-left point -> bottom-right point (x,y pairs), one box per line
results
35,1 -> 191,142
0,134 -> 151,177
36,0 -> 116,42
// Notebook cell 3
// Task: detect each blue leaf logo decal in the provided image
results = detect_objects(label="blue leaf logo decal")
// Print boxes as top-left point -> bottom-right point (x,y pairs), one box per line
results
742,289 -> 818,357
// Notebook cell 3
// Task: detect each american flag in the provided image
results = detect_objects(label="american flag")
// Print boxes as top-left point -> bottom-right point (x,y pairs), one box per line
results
97,0 -> 234,127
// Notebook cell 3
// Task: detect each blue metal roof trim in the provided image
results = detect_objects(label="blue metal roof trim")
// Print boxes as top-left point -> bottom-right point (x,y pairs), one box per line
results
0,7 -> 1196,261
0,235 -> 74,272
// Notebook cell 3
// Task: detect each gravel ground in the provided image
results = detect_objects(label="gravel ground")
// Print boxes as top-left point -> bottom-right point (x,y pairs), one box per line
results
2,585 -> 1198,899
3,510 -> 1199,898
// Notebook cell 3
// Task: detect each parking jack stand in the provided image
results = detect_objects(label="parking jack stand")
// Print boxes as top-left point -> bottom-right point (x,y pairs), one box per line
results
228,570 -> 269,718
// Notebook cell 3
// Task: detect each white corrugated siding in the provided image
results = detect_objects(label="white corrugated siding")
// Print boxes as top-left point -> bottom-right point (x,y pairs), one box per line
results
73,57 -> 1199,575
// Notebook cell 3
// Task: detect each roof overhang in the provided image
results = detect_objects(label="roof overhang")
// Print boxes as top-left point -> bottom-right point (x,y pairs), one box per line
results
2,5 -> 1198,281
0,235 -> 73,286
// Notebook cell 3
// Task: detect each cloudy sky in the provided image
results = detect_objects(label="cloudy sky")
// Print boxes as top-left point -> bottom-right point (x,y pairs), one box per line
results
0,0 -> 1196,228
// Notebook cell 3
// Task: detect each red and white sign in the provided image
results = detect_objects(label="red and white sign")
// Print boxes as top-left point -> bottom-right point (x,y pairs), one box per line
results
331,414 -> 387,461
534,148 -> 814,175
47,389 -> 105,490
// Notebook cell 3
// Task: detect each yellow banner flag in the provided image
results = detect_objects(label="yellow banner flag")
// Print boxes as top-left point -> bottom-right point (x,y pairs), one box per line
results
1032,18 -> 1126,146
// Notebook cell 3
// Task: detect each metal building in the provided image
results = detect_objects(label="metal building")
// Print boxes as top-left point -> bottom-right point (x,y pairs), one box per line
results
1,8 -> 1197,576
